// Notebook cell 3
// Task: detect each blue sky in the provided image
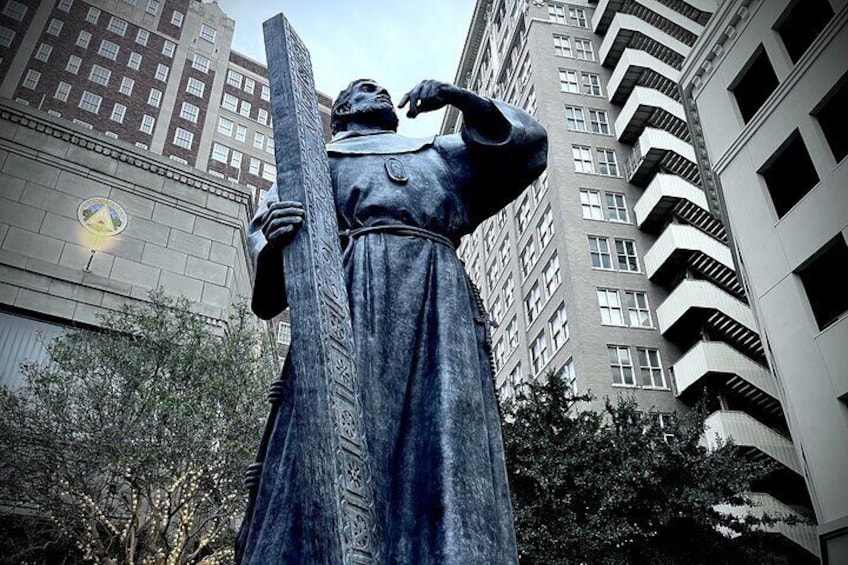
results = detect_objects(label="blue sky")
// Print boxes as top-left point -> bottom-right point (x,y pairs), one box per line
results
217,0 -> 476,137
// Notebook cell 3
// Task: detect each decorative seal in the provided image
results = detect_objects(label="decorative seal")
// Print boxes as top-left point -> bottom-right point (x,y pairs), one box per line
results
384,157 -> 409,184
77,197 -> 128,236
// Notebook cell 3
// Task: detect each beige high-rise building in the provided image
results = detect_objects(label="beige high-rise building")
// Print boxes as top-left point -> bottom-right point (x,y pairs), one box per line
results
680,0 -> 848,561
445,0 -> 817,558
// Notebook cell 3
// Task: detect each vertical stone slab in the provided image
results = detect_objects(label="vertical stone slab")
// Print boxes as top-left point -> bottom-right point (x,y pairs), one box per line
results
263,14 -> 380,565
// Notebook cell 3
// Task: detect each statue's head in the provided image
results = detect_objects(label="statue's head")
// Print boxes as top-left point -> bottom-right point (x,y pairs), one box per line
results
331,78 -> 399,136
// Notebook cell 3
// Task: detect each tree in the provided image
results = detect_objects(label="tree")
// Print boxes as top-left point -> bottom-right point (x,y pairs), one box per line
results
0,290 -> 276,564
501,371 -> 816,565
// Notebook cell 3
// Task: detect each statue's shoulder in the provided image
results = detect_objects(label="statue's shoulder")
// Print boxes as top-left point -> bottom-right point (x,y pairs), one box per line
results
326,133 -> 436,156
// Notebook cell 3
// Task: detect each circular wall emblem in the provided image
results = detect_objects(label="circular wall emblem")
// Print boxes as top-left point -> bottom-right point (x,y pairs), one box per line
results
77,198 -> 128,236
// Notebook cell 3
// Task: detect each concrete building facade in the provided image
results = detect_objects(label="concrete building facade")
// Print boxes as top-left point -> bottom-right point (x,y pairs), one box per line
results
446,0 -> 817,557
680,0 -> 848,561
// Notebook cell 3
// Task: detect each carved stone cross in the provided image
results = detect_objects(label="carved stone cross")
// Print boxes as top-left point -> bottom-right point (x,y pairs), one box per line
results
262,14 -> 380,564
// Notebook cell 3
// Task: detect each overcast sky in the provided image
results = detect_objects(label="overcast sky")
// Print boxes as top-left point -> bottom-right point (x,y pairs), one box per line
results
217,0 -> 477,137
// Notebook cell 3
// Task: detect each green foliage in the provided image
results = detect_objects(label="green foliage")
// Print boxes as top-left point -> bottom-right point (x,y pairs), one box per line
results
501,371 -> 816,565
0,290 -> 276,564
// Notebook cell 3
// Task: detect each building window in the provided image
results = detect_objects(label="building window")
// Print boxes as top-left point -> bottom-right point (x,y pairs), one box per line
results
559,69 -> 579,93
498,238 -> 510,266
88,64 -> 111,86
637,348 -> 665,388
65,55 -> 82,74
227,70 -> 243,88
120,77 -> 135,96
76,30 -> 91,48
193,54 -> 210,73
155,64 -> 169,82
244,77 -> 256,94
608,345 -> 635,386
605,193 -> 629,223
588,236 -> 612,269
57,0 -> 73,12
543,254 -> 561,296
615,239 -> 639,272
581,72 -> 602,96
572,145 -> 594,174
162,41 -> 176,58
107,16 -> 128,36
47,18 -> 63,36
222,93 -> 238,112
553,34 -> 572,57
812,72 -> 848,163
0,25 -> 14,47
218,117 -> 234,136
171,10 -> 184,27
211,143 -> 229,162
597,149 -> 619,176
200,23 -> 217,43
21,69 -> 40,90
257,108 -> 269,126
236,125 -> 247,142
253,132 -> 265,149
516,195 -> 532,233
180,102 -> 200,123
110,103 -> 126,123
568,6 -> 588,28
798,235 -> 848,330
588,109 -> 610,135
173,128 -> 194,149
85,6 -> 100,24
563,358 -> 577,393
549,303 -> 568,350
136,29 -> 149,46
186,77 -> 205,98
231,150 -> 242,169
78,91 -> 102,114
147,88 -> 162,108
262,162 -> 276,182
503,276 -> 515,308
140,114 -> 155,134
537,207 -> 554,248
580,189 -> 603,220
98,40 -> 120,61
493,337 -> 506,371
533,170 -> 548,200
240,100 -> 252,118
34,43 -> 52,62
759,129 -> 819,218
505,317 -> 519,352
54,81 -> 71,101
548,3 -> 566,24
730,45 -> 779,124
249,158 -> 261,176
128,52 -> 142,70
530,331 -> 549,375
490,295 -> 503,326
775,0 -> 833,64
574,38 -> 594,61
261,85 -> 271,101
597,289 -> 625,326
625,291 -> 652,328
146,0 -> 159,15
565,105 -> 586,132
520,239 -> 537,278
525,283 -> 542,323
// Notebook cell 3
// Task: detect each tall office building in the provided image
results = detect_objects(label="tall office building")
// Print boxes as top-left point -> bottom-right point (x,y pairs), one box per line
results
445,0 -> 816,557
680,0 -> 848,561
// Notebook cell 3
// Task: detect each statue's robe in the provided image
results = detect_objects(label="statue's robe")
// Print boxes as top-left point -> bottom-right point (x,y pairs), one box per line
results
238,100 -> 547,564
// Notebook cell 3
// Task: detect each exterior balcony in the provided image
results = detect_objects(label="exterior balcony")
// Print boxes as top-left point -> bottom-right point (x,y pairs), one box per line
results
624,127 -> 697,187
634,173 -> 708,232
615,86 -> 686,144
608,48 -> 681,106
591,0 -> 625,34
673,341 -> 781,418
716,492 -> 819,557
644,223 -> 734,286
599,13 -> 691,69
703,410 -> 800,475
657,279 -> 762,356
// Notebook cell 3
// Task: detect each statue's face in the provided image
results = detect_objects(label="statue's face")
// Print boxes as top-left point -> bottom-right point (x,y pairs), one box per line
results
347,80 -> 394,114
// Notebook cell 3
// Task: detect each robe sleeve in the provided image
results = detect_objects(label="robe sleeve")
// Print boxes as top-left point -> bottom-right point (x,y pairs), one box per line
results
248,187 -> 289,320
437,99 -> 548,228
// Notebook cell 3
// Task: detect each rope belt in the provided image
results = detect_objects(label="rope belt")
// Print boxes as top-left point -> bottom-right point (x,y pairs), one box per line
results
339,225 -> 458,262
